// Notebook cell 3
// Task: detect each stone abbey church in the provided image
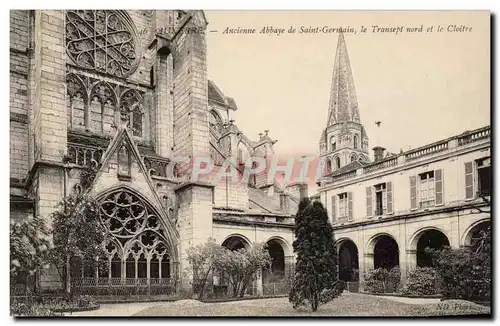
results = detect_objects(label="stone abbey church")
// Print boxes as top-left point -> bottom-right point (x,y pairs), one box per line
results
10,9 -> 302,294
10,10 -> 490,295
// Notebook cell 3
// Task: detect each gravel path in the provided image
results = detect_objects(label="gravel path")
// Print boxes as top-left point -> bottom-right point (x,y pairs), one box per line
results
65,301 -> 165,317
371,295 -> 442,305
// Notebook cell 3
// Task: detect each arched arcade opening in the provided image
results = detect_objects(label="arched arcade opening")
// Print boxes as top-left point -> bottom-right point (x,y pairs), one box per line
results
337,239 -> 359,282
373,235 -> 399,270
415,229 -> 450,267
464,220 -> 491,252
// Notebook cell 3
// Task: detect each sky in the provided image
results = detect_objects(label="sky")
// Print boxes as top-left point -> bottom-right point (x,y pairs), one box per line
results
203,10 -> 490,159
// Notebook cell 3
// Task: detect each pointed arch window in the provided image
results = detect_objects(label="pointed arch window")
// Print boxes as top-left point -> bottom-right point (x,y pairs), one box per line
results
330,136 -> 337,151
99,189 -> 174,283
325,158 -> 332,175
118,144 -> 131,177
120,89 -> 144,137
354,134 -> 359,149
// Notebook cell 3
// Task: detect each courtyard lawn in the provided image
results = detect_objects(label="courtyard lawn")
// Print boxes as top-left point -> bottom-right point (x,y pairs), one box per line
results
131,293 -> 490,317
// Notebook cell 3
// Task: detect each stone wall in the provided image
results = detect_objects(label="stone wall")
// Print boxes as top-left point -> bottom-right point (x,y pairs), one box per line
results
10,10 -> 31,181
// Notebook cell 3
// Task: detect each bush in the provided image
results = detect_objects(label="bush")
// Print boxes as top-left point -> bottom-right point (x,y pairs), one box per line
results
363,267 -> 401,293
427,245 -> 490,301
402,267 -> 440,296
10,301 -> 59,317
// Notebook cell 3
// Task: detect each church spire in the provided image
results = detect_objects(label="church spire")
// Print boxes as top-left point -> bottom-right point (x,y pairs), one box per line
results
327,32 -> 360,125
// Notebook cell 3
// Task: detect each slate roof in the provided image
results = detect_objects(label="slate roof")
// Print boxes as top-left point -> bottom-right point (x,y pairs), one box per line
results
208,80 -> 238,110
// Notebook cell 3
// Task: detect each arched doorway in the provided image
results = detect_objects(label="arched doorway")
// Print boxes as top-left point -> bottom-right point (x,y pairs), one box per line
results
219,235 -> 252,295
222,235 -> 250,251
266,240 -> 285,277
464,220 -> 491,252
262,238 -> 291,295
416,229 -> 450,267
373,235 -> 399,269
337,240 -> 359,282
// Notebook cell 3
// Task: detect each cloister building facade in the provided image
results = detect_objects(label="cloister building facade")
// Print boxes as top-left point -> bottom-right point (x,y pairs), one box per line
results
317,32 -> 491,285
10,10 -> 301,295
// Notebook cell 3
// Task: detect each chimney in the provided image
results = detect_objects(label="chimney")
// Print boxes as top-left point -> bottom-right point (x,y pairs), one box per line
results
373,146 -> 386,162
299,183 -> 309,200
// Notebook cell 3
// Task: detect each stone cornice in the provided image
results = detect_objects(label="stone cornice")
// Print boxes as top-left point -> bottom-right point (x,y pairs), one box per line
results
332,200 -> 490,231
213,216 -> 294,229
174,181 -> 215,192
319,137 -> 490,192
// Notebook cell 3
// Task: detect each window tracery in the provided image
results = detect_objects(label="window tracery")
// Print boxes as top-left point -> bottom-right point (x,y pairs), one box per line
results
120,89 -> 144,137
66,10 -> 139,78
66,73 -> 146,138
99,190 -> 172,280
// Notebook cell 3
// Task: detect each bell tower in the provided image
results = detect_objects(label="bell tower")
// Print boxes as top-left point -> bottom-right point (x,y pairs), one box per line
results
319,32 -> 369,176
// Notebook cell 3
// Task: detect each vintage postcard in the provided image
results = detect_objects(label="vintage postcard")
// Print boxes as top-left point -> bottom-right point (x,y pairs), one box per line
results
9,10 -> 491,317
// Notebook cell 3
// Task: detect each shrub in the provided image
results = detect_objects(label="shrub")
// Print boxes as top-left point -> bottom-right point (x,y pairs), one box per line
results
427,243 -> 490,301
402,267 -> 440,296
10,301 -> 59,317
289,199 -> 340,311
363,267 -> 401,293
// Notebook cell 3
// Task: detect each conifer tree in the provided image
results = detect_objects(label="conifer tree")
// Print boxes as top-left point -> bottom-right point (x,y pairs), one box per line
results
289,198 -> 343,311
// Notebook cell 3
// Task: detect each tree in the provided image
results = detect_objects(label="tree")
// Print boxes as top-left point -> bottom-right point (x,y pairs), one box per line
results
213,243 -> 271,298
186,238 -> 221,299
10,215 -> 51,290
289,198 -> 342,311
49,193 -> 106,297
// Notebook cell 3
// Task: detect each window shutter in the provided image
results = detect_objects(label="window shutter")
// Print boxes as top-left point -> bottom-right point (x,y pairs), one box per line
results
435,169 -> 443,205
366,187 -> 372,217
386,182 -> 393,214
331,196 -> 336,224
410,176 -> 417,210
348,192 -> 353,221
465,162 -> 474,200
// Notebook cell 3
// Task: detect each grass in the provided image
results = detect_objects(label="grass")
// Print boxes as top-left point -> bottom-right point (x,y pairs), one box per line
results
132,293 -> 491,317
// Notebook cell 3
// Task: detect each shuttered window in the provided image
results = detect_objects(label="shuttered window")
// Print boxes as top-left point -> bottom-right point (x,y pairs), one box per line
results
386,182 -> 393,214
331,195 -> 336,224
465,162 -> 474,200
410,176 -> 417,210
435,169 -> 443,205
348,192 -> 353,221
366,186 -> 372,217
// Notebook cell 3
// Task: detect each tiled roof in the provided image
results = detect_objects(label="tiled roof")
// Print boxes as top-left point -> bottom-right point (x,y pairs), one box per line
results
208,80 -> 238,110
328,160 -> 369,177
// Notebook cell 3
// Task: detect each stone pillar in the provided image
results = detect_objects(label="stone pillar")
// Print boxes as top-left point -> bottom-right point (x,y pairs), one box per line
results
284,255 -> 294,280
32,11 -> 68,289
255,269 -> 263,297
33,10 -> 67,163
406,250 -> 417,272
364,253 -> 374,273
171,12 -> 213,292
175,183 -> 214,292
154,47 -> 174,158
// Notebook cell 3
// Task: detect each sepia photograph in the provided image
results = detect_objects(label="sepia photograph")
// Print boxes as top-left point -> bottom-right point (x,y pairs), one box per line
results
9,9 -> 491,318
